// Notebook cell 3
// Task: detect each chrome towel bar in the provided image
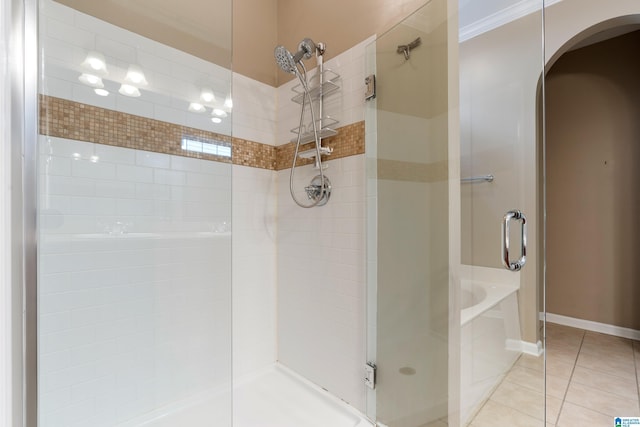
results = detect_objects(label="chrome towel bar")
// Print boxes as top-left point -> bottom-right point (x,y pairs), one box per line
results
461,174 -> 494,183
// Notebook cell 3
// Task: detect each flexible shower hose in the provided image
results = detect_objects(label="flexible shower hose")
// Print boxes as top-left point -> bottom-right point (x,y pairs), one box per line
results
289,62 -> 326,208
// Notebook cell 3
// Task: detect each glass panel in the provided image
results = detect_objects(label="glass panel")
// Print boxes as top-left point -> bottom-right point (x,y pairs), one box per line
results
37,0 -> 232,425
368,0 -> 545,426
367,1 -> 450,425
459,0 -> 545,425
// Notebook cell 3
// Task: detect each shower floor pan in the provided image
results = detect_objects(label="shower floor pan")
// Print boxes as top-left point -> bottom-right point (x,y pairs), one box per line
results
234,364 -> 373,427
117,364 -> 371,426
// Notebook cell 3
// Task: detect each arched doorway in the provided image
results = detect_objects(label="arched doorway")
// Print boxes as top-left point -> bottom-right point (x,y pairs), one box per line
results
546,29 -> 640,334
544,24 -> 640,423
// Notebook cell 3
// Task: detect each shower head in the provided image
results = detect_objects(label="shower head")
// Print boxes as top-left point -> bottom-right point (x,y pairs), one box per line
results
274,46 -> 297,74
274,38 -> 317,74
297,38 -> 316,60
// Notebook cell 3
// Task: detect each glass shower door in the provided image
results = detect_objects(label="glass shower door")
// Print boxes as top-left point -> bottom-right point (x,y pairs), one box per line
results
367,0 -> 545,425
36,0 -> 232,425
458,0 -> 545,424
365,0 -> 450,425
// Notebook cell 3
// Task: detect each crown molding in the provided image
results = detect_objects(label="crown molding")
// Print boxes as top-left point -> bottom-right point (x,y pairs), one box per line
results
460,0 -> 563,42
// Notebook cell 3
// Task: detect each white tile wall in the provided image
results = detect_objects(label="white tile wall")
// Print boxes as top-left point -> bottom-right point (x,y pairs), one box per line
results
232,165 -> 278,378
232,33 -> 373,409
38,136 -> 232,427
39,0 -> 373,419
40,0 -> 232,136
276,155 -> 367,411
272,37 -> 372,413
232,73 -> 278,145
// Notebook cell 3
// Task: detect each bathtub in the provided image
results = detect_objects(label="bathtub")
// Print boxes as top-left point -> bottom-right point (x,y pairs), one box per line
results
459,267 -> 522,425
460,279 -> 519,326
116,364 -> 372,427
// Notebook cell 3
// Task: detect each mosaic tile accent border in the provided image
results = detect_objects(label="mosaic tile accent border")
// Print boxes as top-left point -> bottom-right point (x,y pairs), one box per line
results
275,121 -> 365,171
233,137 -> 277,170
40,95 -> 233,163
39,96 -> 365,170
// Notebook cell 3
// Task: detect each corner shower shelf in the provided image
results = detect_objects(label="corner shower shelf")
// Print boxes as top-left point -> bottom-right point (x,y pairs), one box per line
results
290,116 -> 339,143
291,69 -> 341,104
298,146 -> 333,159
291,128 -> 338,144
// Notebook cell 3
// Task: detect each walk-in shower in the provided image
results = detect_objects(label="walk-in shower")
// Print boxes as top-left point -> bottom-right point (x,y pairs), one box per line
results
274,38 -> 332,208
8,0 -> 551,425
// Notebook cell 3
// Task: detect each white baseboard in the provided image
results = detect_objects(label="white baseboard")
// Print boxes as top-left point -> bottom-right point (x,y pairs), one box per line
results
506,339 -> 543,356
546,313 -> 640,341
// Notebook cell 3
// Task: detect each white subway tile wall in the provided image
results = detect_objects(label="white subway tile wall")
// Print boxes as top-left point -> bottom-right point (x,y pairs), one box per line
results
40,0 -> 373,420
230,36 -> 370,410
232,165 -> 278,379
272,37 -> 372,412
40,0 -> 232,136
232,73 -> 278,146
276,155 -> 367,411
38,136 -> 232,427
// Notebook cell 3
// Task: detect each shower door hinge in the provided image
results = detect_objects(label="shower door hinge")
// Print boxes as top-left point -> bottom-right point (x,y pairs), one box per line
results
364,362 -> 377,389
365,74 -> 376,101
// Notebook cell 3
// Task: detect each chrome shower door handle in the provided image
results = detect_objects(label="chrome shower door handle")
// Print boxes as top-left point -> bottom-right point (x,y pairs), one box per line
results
501,210 -> 527,271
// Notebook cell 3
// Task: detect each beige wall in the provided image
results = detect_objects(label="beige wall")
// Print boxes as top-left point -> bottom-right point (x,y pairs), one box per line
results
458,0 -> 640,343
546,31 -> 640,330
545,0 -> 640,69
543,0 -> 640,335
56,0 -> 429,86
233,0 -> 278,85
274,0 -> 426,86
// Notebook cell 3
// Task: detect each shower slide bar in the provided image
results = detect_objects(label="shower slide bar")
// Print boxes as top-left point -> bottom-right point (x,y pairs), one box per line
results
461,174 -> 494,183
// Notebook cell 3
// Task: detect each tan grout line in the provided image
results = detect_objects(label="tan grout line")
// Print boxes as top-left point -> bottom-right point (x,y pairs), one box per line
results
469,327 -> 637,426
455,326 -> 631,425
470,354 -> 548,425
556,330 -> 640,422
551,328 -> 585,426
467,360 -> 513,425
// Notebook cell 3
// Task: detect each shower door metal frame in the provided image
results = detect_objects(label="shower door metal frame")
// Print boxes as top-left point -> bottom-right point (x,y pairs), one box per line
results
10,0 -> 39,425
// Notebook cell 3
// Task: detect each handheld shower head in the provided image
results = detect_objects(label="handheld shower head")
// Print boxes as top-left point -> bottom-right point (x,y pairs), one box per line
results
274,38 -> 317,74
274,45 -> 297,74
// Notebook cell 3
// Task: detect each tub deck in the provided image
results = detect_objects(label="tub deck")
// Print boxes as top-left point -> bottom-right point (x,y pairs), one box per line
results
460,280 -> 519,326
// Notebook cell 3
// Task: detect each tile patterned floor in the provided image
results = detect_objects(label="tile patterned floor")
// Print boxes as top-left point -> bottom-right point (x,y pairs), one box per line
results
469,322 -> 640,426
